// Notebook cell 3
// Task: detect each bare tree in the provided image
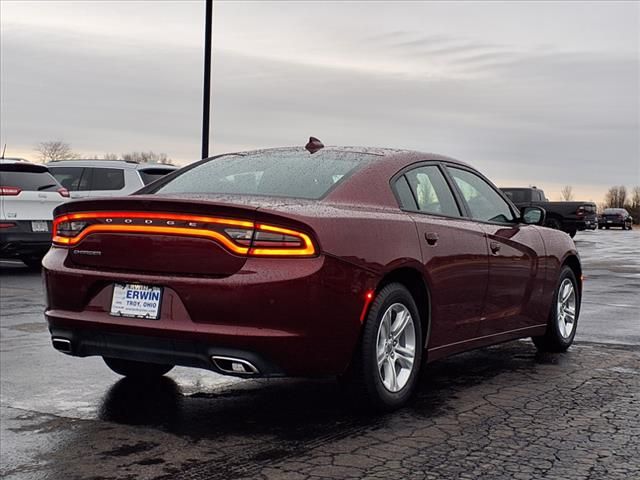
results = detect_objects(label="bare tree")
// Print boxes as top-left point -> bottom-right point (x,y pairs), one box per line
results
103,153 -> 119,160
35,140 -> 77,162
631,186 -> 640,209
560,185 -> 574,201
627,186 -> 640,225
120,151 -> 172,164
604,186 -> 627,208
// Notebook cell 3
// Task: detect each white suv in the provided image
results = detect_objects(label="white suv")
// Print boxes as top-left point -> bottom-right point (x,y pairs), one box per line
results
47,160 -> 177,198
0,159 -> 70,268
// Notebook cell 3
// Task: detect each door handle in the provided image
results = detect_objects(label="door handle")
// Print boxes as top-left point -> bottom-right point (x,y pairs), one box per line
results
425,232 -> 439,246
490,241 -> 501,254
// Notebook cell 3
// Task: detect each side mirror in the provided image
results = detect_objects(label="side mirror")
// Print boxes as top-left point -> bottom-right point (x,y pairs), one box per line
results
521,206 -> 545,225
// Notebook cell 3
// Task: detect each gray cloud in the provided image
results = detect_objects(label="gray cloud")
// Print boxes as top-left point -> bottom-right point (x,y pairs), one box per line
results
1,2 -> 638,202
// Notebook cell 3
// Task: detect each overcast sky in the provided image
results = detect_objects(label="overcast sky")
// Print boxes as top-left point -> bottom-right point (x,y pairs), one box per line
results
1,1 -> 638,201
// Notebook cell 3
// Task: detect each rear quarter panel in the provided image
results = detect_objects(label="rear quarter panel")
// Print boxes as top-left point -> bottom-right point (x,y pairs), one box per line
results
257,202 -> 422,281
537,227 -> 582,310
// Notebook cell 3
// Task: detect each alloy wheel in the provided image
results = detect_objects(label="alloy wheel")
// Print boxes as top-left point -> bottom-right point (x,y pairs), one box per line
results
376,303 -> 416,392
556,278 -> 576,338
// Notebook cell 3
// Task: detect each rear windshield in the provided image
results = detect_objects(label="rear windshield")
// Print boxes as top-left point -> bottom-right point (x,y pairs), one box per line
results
501,189 -> 529,203
0,165 -> 60,191
139,168 -> 176,185
153,150 -> 370,199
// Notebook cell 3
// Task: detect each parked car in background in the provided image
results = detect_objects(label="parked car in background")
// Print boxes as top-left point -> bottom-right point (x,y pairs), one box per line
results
500,186 -> 597,237
1,159 -> 69,268
47,160 -> 178,198
44,145 -> 582,410
599,208 -> 633,230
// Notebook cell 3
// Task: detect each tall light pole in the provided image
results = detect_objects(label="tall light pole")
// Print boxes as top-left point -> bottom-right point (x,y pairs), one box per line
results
201,0 -> 213,159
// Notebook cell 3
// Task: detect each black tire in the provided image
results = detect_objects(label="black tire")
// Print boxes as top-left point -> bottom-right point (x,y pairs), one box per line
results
532,266 -> 580,352
343,283 -> 423,411
567,229 -> 577,238
605,226 -> 610,229
544,217 -> 562,231
103,357 -> 173,378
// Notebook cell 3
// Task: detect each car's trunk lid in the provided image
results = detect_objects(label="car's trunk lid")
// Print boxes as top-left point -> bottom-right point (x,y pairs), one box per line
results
54,194 -> 318,276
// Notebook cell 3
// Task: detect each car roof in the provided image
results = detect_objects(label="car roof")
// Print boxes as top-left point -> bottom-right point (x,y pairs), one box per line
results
210,146 -> 472,168
46,159 -> 178,170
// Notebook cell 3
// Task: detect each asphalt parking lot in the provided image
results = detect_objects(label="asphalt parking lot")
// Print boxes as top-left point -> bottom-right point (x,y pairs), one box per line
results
1,229 -> 638,480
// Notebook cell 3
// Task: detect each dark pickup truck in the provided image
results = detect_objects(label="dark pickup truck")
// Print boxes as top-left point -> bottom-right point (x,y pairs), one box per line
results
500,187 -> 597,237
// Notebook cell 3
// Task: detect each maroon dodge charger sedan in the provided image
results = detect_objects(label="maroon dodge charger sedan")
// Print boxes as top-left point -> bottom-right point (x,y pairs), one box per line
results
43,144 -> 581,409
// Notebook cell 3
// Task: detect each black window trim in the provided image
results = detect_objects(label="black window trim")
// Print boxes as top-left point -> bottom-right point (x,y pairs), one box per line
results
441,163 -> 522,226
389,160 -> 469,221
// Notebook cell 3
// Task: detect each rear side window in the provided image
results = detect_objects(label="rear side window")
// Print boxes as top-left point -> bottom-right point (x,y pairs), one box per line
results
154,150 -> 370,200
139,168 -> 175,185
49,166 -> 85,191
502,189 -> 529,203
0,165 -> 60,191
394,176 -> 417,209
404,165 -> 460,217
87,168 -> 125,191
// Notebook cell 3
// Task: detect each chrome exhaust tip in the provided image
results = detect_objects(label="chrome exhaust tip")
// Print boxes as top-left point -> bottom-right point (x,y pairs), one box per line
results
211,355 -> 259,375
52,337 -> 72,353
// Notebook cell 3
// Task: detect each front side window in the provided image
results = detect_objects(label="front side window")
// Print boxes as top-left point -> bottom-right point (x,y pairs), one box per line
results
404,165 -> 460,217
154,150 -> 372,200
448,167 -> 516,223
87,168 -> 125,191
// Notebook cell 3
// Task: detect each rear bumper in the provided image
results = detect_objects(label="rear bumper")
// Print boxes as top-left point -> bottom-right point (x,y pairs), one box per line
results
580,216 -> 598,230
0,223 -> 52,258
601,219 -> 628,227
43,248 -> 376,377
563,216 -> 597,232
48,326 -> 285,377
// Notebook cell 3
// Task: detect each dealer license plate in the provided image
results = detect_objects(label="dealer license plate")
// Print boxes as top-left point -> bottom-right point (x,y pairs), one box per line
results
31,221 -> 49,232
110,284 -> 163,319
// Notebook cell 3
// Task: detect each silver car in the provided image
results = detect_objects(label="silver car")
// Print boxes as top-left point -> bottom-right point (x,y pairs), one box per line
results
47,160 -> 178,198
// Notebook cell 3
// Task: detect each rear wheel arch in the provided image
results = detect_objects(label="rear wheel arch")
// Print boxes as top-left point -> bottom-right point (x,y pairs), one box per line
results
375,267 -> 431,349
562,254 -> 582,293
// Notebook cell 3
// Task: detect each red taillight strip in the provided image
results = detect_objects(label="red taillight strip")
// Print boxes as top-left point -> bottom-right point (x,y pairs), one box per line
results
0,186 -> 21,196
249,223 -> 315,256
52,212 -> 317,257
53,212 -> 252,254
54,224 -> 249,254
55,211 -> 254,228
